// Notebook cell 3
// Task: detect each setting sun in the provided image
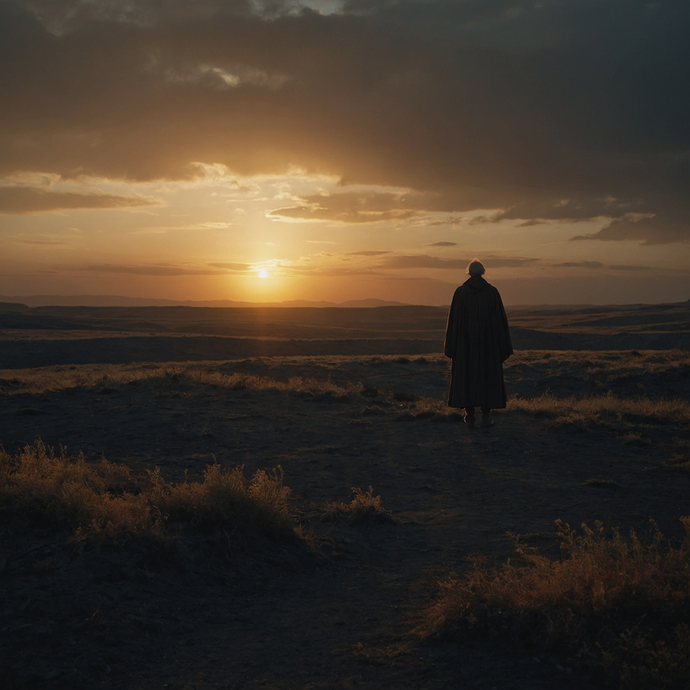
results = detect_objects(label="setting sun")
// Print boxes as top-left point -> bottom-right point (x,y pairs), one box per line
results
259,270 -> 268,279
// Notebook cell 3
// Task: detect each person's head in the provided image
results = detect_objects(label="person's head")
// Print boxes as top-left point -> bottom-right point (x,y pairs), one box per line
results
467,259 -> 485,276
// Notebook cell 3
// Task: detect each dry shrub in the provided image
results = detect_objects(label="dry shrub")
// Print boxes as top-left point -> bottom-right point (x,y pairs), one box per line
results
0,441 -> 299,547
148,463 -> 295,538
323,486 -> 394,524
0,440 -> 150,543
510,392 -> 690,429
420,518 -> 690,689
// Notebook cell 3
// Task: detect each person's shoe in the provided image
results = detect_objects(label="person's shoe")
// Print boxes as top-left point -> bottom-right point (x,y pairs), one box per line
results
481,414 -> 495,428
464,414 -> 475,429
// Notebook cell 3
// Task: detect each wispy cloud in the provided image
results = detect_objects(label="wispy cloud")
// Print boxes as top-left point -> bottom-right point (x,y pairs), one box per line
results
555,261 -> 604,269
130,221 -> 232,234
80,264 -> 228,276
13,238 -> 72,247
379,255 -> 537,270
207,262 -> 252,272
0,187 -> 160,215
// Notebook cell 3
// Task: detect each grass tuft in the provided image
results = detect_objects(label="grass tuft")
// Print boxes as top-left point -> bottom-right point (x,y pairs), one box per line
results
0,440 -> 300,548
148,463 -> 295,538
323,486 -> 394,524
419,518 -> 690,689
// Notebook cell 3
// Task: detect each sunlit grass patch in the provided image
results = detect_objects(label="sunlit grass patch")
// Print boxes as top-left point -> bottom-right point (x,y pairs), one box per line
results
322,486 -> 394,524
0,441 -> 300,548
419,519 -> 690,689
0,363 -> 355,397
509,393 -> 690,429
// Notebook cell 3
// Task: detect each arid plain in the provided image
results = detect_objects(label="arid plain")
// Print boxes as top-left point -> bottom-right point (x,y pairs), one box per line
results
1,302 -> 690,689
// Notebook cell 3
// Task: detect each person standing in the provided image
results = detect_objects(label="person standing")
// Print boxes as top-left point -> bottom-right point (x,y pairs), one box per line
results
444,259 -> 513,428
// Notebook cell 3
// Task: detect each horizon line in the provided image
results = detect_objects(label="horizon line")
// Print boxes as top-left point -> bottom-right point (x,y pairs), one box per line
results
2,293 -> 689,310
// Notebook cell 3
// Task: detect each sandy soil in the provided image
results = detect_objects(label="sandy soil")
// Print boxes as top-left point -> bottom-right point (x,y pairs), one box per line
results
2,350 -> 690,689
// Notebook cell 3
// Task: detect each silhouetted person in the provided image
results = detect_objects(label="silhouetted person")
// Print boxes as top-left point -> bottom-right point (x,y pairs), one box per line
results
444,260 -> 513,428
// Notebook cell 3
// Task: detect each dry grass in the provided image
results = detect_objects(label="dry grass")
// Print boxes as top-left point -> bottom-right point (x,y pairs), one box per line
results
508,393 -> 690,435
397,389 -> 690,432
323,486 -> 394,524
147,463 -> 295,537
510,391 -> 690,424
0,363 -> 359,398
402,390 -> 690,429
420,518 -> 690,689
0,440 -> 300,548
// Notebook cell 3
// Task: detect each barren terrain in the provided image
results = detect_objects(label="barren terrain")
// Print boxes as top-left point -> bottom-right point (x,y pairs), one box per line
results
1,303 -> 690,689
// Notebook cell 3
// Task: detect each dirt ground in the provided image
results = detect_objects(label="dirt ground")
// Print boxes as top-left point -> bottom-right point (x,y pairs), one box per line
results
2,350 -> 690,689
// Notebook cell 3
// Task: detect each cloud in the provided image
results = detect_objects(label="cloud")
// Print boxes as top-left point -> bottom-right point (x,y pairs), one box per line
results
608,264 -> 652,272
0,186 -> 160,215
207,262 -> 252,272
80,264 -> 228,276
555,261 -> 604,269
268,191 -> 421,223
1,1 -> 688,241
132,221 -> 232,233
14,238 -> 72,246
552,260 -> 654,271
379,255 -> 537,270
570,211 -> 689,246
347,250 -> 391,256
426,241 -> 457,247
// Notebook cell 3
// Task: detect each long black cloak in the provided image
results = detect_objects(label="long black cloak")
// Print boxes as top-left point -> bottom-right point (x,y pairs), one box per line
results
444,275 -> 513,409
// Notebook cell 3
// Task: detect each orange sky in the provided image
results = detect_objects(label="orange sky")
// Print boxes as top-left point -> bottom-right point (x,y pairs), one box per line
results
1,1 -> 689,305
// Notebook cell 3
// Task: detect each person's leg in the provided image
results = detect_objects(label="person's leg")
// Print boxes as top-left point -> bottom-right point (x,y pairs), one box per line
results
481,407 -> 494,427
464,406 -> 475,428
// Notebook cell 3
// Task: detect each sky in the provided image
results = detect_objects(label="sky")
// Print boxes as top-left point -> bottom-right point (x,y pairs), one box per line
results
0,0 -> 689,306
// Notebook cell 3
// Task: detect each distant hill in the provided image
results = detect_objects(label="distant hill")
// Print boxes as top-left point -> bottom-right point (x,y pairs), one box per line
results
0,294 -> 408,309
1,300 -> 689,367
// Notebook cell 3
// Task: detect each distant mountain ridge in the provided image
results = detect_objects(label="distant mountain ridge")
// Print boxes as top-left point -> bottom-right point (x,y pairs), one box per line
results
4,294 -> 687,311
0,294 -> 409,309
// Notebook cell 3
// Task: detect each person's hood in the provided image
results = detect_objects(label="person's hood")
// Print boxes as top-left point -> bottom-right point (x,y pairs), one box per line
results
464,275 -> 488,291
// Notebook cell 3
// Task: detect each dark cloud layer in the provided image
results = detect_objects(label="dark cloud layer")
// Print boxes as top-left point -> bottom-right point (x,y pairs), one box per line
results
379,254 -> 536,270
1,0 -> 688,241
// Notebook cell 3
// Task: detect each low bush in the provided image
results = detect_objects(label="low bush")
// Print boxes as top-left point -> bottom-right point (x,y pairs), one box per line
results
323,486 -> 394,524
0,440 -> 300,547
419,518 -> 690,689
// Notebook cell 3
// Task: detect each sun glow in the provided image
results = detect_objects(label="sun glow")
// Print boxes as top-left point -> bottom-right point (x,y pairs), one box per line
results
259,269 -> 268,278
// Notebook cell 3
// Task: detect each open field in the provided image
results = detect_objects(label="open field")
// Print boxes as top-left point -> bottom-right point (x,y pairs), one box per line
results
1,300 -> 689,368
1,304 -> 690,689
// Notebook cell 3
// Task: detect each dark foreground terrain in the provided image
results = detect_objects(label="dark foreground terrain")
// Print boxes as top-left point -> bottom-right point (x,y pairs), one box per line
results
1,305 -> 690,689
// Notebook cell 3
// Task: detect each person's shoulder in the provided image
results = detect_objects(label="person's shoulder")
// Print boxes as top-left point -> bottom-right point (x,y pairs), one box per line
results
448,284 -> 466,307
